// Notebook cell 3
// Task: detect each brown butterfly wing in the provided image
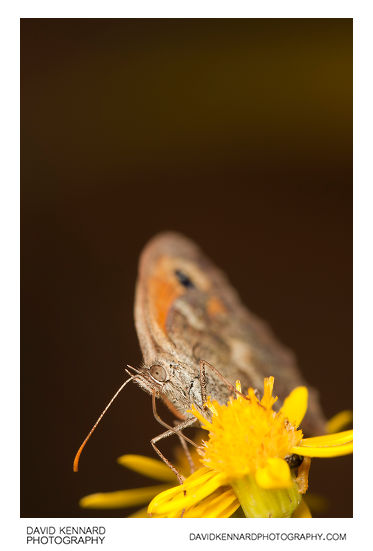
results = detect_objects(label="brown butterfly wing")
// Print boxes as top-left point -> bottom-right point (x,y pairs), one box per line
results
135,232 -> 326,435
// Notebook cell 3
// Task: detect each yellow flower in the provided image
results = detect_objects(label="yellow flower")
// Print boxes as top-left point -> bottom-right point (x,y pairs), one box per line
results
148,377 -> 353,518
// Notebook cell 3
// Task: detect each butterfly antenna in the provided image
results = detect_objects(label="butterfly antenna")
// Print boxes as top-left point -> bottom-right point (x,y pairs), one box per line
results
126,364 -> 141,375
73,376 -> 135,472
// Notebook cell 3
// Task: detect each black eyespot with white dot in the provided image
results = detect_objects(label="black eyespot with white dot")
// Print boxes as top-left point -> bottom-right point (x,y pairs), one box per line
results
174,269 -> 195,289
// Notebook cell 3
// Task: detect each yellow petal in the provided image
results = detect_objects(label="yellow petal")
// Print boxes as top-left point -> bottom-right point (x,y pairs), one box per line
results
184,489 -> 239,518
299,430 -> 352,448
326,411 -> 353,434
291,442 -> 353,457
79,484 -> 171,509
154,474 -> 226,515
147,467 -> 211,512
280,386 -> 308,428
255,458 -> 292,489
218,500 -> 242,518
154,489 -> 239,518
148,470 -> 226,515
117,454 -> 177,482
292,499 -> 312,518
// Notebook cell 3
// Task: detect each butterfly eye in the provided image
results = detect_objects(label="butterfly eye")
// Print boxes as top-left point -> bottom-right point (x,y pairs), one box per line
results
150,365 -> 168,382
174,269 -> 195,289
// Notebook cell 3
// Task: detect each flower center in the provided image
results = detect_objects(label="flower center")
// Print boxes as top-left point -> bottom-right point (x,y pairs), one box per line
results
191,378 -> 303,481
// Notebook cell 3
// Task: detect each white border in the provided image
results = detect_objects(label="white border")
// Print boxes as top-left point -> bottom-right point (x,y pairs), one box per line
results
2,1 -> 372,549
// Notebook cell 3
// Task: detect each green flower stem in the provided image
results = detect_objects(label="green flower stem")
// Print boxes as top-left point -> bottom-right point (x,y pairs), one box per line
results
231,475 -> 301,518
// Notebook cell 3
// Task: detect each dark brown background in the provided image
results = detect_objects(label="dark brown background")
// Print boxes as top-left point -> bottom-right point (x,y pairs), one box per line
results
21,18 -> 352,517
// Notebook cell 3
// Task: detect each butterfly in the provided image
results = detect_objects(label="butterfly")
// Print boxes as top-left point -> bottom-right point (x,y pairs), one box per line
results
74,232 -> 325,473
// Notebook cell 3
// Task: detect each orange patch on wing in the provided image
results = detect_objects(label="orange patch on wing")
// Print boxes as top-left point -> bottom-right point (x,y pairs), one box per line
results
207,296 -> 226,317
148,258 -> 184,332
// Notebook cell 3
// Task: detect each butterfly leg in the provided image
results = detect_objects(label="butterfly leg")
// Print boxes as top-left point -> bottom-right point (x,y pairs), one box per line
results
198,360 -> 208,408
151,391 -> 198,448
175,424 -> 196,475
151,417 -> 197,484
